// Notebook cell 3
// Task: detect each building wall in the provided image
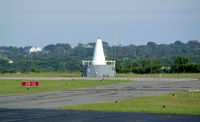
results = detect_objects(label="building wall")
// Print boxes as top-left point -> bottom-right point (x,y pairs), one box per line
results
83,65 -> 115,78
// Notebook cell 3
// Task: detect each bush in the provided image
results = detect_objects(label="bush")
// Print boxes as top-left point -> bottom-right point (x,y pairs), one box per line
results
30,67 -> 41,73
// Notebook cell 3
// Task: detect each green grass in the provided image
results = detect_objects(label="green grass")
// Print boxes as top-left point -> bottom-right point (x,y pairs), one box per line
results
59,91 -> 200,115
0,72 -> 81,77
1,72 -> 199,78
116,73 -> 200,78
0,79 -> 131,95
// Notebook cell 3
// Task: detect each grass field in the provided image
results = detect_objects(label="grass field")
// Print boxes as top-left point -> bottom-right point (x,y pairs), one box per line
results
116,73 -> 200,78
59,91 -> 200,115
0,72 -> 199,78
0,79 -> 131,95
0,72 -> 81,77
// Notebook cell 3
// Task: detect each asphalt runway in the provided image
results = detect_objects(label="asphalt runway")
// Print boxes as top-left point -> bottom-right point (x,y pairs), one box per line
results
0,77 -> 200,121
1,108 -> 200,122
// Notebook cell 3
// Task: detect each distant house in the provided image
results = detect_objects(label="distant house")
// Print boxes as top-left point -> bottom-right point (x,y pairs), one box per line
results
29,47 -> 42,54
160,66 -> 171,70
81,44 -> 93,48
8,59 -> 13,64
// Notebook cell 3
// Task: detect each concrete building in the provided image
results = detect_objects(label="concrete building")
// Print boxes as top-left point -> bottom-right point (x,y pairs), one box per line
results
82,37 -> 115,77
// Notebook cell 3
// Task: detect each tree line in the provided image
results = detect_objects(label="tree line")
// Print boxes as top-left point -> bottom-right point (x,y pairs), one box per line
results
0,40 -> 199,73
115,56 -> 200,74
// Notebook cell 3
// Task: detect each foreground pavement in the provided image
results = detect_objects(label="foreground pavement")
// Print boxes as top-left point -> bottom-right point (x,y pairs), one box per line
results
0,108 -> 200,122
0,77 -> 200,121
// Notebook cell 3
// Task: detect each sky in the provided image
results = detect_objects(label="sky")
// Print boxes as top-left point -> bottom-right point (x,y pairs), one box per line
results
0,0 -> 200,48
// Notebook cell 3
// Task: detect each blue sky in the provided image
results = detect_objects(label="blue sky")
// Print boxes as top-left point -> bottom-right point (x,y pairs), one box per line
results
0,0 -> 200,47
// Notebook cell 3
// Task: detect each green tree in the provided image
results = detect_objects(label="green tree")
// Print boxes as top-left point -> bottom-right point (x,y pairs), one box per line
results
115,59 -> 122,73
175,56 -> 189,66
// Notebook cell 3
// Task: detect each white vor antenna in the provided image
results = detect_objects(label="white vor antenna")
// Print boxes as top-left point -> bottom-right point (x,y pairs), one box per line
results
92,37 -> 106,65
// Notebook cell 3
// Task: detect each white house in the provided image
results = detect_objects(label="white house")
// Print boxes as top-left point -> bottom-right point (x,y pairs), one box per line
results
29,47 -> 42,54
8,59 -> 13,64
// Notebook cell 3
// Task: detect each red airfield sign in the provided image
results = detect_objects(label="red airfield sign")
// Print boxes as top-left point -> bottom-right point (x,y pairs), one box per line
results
22,81 -> 40,87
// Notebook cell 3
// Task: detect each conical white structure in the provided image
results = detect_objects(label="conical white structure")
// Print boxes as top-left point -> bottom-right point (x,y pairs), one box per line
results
92,38 -> 106,65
